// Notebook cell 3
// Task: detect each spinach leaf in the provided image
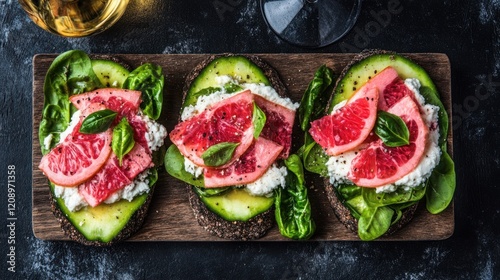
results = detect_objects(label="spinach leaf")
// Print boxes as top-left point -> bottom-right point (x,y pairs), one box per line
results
336,184 -> 362,201
79,109 -> 117,134
164,144 -> 205,187
252,103 -> 266,139
201,142 -> 239,167
39,105 -> 68,155
275,154 -> 316,240
362,184 -> 426,207
39,50 -> 102,154
298,65 -> 335,131
426,151 -> 456,214
123,63 -> 164,120
112,118 -> 136,166
195,186 -> 230,197
375,111 -> 410,147
224,83 -> 243,93
358,206 -> 394,241
302,133 -> 329,176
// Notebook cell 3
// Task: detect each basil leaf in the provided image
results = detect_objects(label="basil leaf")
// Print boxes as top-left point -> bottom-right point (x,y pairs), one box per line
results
79,109 -> 117,134
358,206 -> 394,241
426,151 -> 456,214
298,65 -> 335,131
252,103 -> 266,139
275,154 -> 316,240
112,118 -> 135,166
201,142 -> 239,167
164,145 -> 205,187
375,111 -> 410,147
123,63 -> 164,120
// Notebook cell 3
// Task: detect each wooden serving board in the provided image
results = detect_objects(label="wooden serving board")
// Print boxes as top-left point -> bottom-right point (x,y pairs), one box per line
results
32,53 -> 454,242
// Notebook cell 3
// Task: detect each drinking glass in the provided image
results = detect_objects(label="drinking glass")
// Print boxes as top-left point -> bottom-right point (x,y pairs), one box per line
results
18,0 -> 129,37
261,0 -> 362,48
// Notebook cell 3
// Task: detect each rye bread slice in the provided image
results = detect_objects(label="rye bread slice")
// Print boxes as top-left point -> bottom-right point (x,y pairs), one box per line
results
324,50 -> 419,237
182,54 -> 288,240
47,56 -> 156,246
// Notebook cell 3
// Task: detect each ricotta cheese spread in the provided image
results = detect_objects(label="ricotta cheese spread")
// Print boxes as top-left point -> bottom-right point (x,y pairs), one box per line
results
50,110 -> 166,212
326,78 -> 442,193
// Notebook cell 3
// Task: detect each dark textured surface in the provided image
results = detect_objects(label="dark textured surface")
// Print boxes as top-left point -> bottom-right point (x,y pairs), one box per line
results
1,0 -> 499,279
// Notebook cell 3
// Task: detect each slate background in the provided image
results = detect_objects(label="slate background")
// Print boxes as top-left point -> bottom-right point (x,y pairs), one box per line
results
1,0 -> 499,279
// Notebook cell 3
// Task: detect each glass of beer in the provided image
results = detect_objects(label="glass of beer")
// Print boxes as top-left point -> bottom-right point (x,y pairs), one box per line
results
18,0 -> 129,37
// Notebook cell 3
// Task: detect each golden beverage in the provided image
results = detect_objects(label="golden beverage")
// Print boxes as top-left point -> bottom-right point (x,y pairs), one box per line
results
19,0 -> 129,37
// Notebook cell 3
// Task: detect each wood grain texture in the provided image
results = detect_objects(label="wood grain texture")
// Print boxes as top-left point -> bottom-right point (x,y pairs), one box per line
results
32,53 -> 454,242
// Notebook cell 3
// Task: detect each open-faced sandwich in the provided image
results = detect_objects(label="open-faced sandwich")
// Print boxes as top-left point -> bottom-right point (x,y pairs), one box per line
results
38,50 -> 167,245
299,50 -> 455,240
165,54 -> 315,240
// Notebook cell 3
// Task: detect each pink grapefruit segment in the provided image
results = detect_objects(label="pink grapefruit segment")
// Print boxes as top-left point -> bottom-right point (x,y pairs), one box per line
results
348,96 -> 429,187
69,88 -> 141,112
170,90 -> 255,167
309,87 -> 379,156
254,95 -> 295,159
79,158 -> 132,207
39,103 -> 113,187
203,137 -> 283,188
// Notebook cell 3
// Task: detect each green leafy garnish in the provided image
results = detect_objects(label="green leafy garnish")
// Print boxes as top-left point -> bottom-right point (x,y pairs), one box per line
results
358,206 -> 394,241
201,142 -> 239,167
298,65 -> 335,131
252,103 -> 266,139
79,109 -> 117,134
375,111 -> 410,147
164,145 -> 205,187
112,118 -> 135,166
275,154 -> 316,240
224,83 -> 243,93
39,50 -> 102,154
123,63 -> 164,120
426,151 -> 456,214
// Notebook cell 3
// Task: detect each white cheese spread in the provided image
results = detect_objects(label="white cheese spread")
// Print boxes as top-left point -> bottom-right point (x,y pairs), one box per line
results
244,164 -> 287,197
326,78 -> 442,193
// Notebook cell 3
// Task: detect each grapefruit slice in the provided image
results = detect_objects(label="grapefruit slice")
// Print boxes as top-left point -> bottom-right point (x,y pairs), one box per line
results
170,90 -> 255,167
70,88 -> 141,112
39,104 -> 113,187
348,96 -> 429,187
379,75 -> 415,111
254,95 -> 295,159
309,87 -> 379,156
114,143 -> 153,180
79,158 -> 132,207
203,137 -> 283,188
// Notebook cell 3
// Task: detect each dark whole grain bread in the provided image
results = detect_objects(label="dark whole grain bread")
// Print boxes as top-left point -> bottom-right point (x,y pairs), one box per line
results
50,183 -> 156,246
182,54 -> 289,240
324,50 -> 419,237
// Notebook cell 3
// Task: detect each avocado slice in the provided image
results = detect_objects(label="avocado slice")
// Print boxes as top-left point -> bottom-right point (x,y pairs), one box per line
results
50,169 -> 157,244
184,55 -> 271,107
194,187 -> 274,222
91,59 -> 130,88
172,55 -> 276,222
